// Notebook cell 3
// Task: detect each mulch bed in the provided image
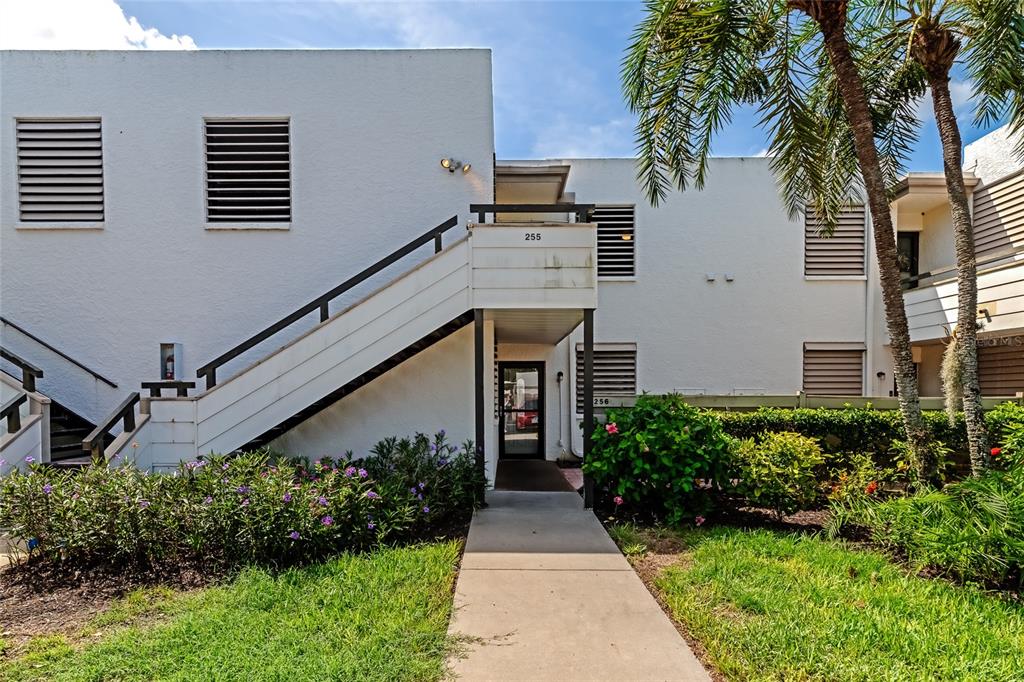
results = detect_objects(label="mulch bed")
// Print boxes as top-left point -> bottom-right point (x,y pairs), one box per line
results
0,560 -> 213,657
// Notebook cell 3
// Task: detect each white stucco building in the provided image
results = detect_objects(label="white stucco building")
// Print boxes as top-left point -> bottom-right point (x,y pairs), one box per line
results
2,50 -> 1021,492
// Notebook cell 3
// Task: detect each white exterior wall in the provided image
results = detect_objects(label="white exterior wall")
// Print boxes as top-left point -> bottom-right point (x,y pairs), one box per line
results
0,49 -> 495,424
965,124 -> 1024,185
545,158 -> 871,454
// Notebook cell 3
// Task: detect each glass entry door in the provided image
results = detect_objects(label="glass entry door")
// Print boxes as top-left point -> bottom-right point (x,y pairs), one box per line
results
499,362 -> 544,459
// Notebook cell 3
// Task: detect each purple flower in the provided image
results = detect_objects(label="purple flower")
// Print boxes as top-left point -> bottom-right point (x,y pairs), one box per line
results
416,493 -> 423,501
289,530 -> 300,540
222,463 -> 230,470
367,522 -> 376,530
366,490 -> 379,499
321,515 -> 334,526
418,482 -> 426,490
410,487 -> 418,494
422,506 -> 430,514
0,459 -> 6,468
438,458 -> 448,467
438,429 -> 445,437
282,493 -> 293,503
203,496 -> 213,505
186,460 -> 205,470
24,455 -> 35,464
237,485 -> 250,495
357,468 -> 368,479
139,500 -> 151,508
430,443 -> 437,453
241,498 -> 250,507
42,483 -> 53,495
344,466 -> 356,477
318,496 -> 328,506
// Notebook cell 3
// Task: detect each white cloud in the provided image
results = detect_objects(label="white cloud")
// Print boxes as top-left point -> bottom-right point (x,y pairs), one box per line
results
0,0 -> 197,50
531,116 -> 635,159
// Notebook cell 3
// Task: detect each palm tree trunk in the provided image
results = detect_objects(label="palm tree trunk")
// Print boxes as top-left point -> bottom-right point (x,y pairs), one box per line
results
922,53 -> 990,475
792,0 -> 935,480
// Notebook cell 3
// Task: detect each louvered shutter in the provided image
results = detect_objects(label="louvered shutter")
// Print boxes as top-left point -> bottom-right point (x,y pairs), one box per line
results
802,343 -> 864,396
978,337 -> 1024,396
575,343 -> 637,412
805,204 -> 866,276
205,119 -> 291,222
16,119 -> 104,222
972,169 -> 1024,259
593,205 -> 636,277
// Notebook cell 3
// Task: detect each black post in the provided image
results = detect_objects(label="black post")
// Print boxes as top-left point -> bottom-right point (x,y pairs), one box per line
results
474,308 -> 487,507
583,309 -> 595,509
319,302 -> 329,322
434,232 -> 443,253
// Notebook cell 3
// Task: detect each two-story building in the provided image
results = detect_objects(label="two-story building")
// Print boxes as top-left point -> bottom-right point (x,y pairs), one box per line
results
1,50 -> 1021,488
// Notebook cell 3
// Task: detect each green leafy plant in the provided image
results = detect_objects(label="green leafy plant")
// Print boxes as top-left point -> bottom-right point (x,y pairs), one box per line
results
829,466 -> 1024,586
0,431 -> 480,571
731,431 -> 825,517
584,394 -> 733,524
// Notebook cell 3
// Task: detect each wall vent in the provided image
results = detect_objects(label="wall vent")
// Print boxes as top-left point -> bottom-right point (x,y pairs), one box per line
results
593,205 -> 636,277
575,343 -> 637,412
804,203 -> 866,276
802,342 -> 865,396
205,119 -> 291,223
978,336 -> 1024,395
972,169 -> 1023,259
16,118 -> 104,222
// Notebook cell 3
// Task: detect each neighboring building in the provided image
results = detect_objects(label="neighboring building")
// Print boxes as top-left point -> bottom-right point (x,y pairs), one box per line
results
1,50 -> 1021,485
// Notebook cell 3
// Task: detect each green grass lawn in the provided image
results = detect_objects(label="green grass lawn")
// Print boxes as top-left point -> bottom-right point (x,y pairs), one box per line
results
1,541 -> 461,682
610,525 -> 1024,682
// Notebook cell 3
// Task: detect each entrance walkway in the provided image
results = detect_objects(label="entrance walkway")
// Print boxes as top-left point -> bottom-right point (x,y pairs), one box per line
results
447,491 -> 710,681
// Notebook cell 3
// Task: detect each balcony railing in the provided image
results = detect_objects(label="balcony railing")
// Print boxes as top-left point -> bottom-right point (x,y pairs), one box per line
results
901,245 -> 1022,290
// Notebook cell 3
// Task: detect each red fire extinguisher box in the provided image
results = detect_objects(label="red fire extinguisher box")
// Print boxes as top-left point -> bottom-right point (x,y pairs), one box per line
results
160,342 -> 182,380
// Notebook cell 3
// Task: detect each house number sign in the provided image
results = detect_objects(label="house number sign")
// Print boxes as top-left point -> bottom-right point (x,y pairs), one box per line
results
524,232 -> 542,241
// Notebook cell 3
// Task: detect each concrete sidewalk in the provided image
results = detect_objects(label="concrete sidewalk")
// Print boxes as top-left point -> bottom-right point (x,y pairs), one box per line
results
447,491 -> 710,682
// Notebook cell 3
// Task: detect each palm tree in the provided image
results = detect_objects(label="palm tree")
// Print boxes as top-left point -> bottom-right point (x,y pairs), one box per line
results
861,0 -> 1024,475
624,0 -> 937,479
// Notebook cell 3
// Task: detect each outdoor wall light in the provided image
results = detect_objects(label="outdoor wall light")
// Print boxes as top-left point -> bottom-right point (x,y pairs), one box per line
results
621,233 -> 632,241
440,158 -> 472,174
876,371 -> 886,380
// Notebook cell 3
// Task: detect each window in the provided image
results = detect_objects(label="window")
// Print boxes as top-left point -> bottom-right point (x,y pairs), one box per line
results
16,118 -> 104,222
804,203 -> 866,276
802,343 -> 865,396
592,205 -> 635,277
897,231 -> 920,287
204,119 -> 291,223
575,343 -> 637,412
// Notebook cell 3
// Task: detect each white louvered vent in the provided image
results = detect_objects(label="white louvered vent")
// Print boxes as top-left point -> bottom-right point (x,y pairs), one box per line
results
978,336 -> 1024,396
205,119 -> 291,223
802,343 -> 865,396
575,343 -> 637,412
593,205 -> 636,277
16,119 -> 104,222
805,203 -> 866,276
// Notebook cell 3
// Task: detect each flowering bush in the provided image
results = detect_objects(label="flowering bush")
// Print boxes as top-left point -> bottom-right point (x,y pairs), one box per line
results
0,432 -> 481,570
585,395 -> 733,524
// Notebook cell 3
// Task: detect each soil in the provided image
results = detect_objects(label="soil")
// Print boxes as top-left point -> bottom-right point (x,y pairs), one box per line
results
0,561 -> 212,657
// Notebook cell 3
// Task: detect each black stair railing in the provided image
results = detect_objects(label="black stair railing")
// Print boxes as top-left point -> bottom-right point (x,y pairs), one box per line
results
0,346 -> 44,393
196,215 -> 461,389
2,393 -> 28,433
469,203 -> 595,223
1,317 -> 117,388
82,392 -> 140,462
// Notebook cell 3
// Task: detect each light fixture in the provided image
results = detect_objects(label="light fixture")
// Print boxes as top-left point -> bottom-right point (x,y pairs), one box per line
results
621,233 -> 632,241
440,157 -> 469,174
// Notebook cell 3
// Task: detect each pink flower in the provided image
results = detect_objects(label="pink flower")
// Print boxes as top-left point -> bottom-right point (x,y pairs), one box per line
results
605,422 -> 619,435
695,515 -> 706,527
613,496 -> 624,506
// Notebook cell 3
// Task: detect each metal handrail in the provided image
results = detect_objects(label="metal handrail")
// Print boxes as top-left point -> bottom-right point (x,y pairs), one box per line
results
83,391 -> 140,461
1,317 -> 117,388
141,380 -> 195,397
195,215 -> 460,389
470,203 -> 595,223
2,393 -> 28,433
902,245 -> 1023,290
0,347 -> 44,392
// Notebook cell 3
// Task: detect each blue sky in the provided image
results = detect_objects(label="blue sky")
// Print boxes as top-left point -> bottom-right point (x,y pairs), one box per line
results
66,1 -> 1016,167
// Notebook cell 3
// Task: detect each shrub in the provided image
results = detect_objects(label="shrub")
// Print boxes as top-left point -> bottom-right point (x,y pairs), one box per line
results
990,403 -> 1024,469
731,431 -> 825,516
0,432 -> 480,571
584,394 -> 733,524
829,466 -> 1024,586
717,401 -> 1024,472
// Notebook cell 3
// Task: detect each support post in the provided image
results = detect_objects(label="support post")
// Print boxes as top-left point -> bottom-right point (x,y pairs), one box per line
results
583,308 -> 595,509
474,308 -> 487,507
